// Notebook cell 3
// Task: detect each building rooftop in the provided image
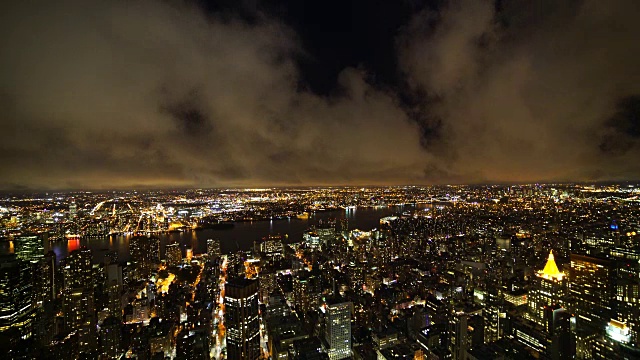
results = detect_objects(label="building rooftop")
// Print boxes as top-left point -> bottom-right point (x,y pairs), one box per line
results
538,250 -> 564,281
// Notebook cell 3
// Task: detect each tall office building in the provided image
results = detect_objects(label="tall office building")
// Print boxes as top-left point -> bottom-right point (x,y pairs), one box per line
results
165,243 -> 182,267
207,238 -> 222,259
225,278 -> 260,360
130,236 -> 160,280
323,299 -> 352,360
32,254 -> 55,346
14,235 -> 44,262
610,247 -> 640,347
569,253 -> 614,328
0,254 -> 36,339
529,251 -> 567,324
545,306 -> 576,360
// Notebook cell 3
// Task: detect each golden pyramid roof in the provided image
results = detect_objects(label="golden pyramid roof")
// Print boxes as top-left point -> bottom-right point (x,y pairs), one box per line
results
538,250 -> 564,280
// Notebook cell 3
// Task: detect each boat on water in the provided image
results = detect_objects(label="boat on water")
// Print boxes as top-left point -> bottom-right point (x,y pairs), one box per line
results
296,212 -> 310,220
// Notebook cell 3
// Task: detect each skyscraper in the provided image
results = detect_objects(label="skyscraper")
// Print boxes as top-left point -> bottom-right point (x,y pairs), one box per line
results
36,251 -> 56,306
450,307 -> 483,360
64,248 -> 92,291
165,243 -> 182,267
225,278 -> 260,360
207,238 -> 221,259
62,248 -> 95,351
529,251 -> 567,324
130,236 -> 160,280
100,316 -> 121,359
543,305 -> 577,360
483,287 -> 503,343
323,299 -> 352,360
106,263 -> 123,319
293,274 -> 312,316
317,220 -> 337,248
259,270 -> 277,304
340,219 -> 349,236
14,234 -> 44,262
0,254 -> 36,339
609,247 -> 640,346
569,253 -> 614,328
260,235 -> 284,260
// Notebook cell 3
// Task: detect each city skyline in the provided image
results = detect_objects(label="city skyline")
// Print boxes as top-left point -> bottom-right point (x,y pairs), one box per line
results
1,184 -> 640,358
2,0 -> 640,190
4,0 -> 640,358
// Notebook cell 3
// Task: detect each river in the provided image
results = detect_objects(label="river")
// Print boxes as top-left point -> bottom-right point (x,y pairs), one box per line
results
48,205 -> 416,263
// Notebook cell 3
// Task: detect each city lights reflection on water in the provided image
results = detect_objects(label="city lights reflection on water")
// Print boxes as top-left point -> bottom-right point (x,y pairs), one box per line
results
48,205 -> 414,263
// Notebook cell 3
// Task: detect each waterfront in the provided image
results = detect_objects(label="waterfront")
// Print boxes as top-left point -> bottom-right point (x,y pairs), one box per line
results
48,205 -> 414,263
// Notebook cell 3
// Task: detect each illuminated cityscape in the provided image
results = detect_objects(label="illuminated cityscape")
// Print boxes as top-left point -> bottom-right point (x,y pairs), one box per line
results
3,0 -> 640,358
0,184 -> 639,359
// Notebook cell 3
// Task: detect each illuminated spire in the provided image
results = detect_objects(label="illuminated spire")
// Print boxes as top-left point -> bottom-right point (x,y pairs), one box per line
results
538,250 -> 564,280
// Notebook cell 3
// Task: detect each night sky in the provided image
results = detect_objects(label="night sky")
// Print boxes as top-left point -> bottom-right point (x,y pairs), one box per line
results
2,0 -> 640,190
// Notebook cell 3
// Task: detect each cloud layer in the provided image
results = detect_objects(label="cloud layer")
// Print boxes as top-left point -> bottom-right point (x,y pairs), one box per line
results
400,0 -> 640,183
1,0 -> 640,189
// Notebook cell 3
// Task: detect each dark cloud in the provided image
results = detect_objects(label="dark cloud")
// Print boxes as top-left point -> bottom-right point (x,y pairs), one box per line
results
162,90 -> 214,137
399,0 -> 640,183
0,0 -> 427,189
1,0 -> 639,189
599,95 -> 640,156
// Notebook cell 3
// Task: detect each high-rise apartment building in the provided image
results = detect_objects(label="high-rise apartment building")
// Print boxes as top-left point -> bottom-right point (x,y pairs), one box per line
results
64,248 -> 92,291
293,274 -> 312,316
100,316 -> 121,359
259,270 -> 277,304
62,248 -> 95,351
225,278 -> 260,360
165,243 -> 182,267
207,238 -> 222,259
129,236 -> 160,280
36,251 -> 56,306
106,263 -> 123,319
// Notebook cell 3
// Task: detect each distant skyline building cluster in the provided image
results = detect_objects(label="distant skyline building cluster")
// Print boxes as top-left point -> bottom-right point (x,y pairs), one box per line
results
0,184 -> 639,359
